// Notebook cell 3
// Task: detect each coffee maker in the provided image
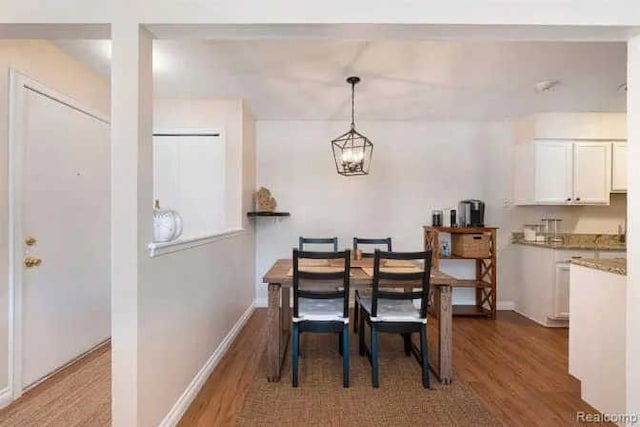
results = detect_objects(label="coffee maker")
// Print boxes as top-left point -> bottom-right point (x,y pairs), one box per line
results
459,200 -> 485,227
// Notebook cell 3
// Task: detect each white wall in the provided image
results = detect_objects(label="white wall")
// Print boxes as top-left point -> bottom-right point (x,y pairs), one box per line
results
135,98 -> 255,426
0,39 -> 109,395
626,35 -> 640,419
255,120 -> 485,305
256,120 -> 627,307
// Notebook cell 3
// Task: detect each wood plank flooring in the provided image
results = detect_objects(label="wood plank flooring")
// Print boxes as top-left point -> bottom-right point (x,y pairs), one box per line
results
180,309 -> 611,426
0,311 -> 608,426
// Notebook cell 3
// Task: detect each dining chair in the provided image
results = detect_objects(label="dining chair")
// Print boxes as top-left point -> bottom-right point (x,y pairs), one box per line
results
352,237 -> 393,333
292,248 -> 351,387
353,237 -> 392,257
356,249 -> 432,388
299,236 -> 338,251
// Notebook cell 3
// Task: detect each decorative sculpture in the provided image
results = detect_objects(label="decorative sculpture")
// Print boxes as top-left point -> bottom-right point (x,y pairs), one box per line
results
255,187 -> 277,212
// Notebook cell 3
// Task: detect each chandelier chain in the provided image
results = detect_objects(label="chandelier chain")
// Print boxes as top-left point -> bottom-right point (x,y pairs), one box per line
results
350,79 -> 355,130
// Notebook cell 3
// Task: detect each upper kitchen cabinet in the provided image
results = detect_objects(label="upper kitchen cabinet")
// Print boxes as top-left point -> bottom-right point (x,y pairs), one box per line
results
533,141 -> 573,204
516,140 -> 610,205
573,142 -> 611,204
611,141 -> 627,192
513,113 -> 625,206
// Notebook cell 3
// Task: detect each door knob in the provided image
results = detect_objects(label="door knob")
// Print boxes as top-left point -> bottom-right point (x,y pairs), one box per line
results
24,256 -> 42,268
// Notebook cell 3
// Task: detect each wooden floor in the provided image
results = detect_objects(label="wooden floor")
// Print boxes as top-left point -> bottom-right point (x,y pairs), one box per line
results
180,309 -> 609,426
0,311 -> 605,426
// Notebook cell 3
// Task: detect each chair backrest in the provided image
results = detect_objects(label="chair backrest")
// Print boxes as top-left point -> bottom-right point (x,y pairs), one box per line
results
371,249 -> 432,319
292,249 -> 351,319
299,236 -> 338,251
353,237 -> 392,258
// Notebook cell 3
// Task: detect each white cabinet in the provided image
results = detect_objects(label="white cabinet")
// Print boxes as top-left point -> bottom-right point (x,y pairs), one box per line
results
573,142 -> 611,204
551,262 -> 570,320
515,245 -> 625,327
515,140 -> 611,205
534,141 -> 573,203
611,141 -> 627,192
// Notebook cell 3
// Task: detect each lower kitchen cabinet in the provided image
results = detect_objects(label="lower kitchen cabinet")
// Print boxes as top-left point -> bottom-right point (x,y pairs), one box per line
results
515,245 -> 625,327
552,261 -> 570,320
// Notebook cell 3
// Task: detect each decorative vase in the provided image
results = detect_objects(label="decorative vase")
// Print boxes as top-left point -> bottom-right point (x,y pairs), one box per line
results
153,200 -> 183,242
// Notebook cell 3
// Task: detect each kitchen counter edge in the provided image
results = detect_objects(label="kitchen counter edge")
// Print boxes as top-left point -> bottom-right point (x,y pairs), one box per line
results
570,258 -> 627,276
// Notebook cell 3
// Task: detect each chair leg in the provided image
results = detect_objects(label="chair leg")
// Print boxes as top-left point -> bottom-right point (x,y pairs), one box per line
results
371,324 -> 379,388
419,324 -> 430,389
338,331 -> 343,356
353,298 -> 359,333
359,309 -> 366,356
402,333 -> 412,356
342,324 -> 350,387
292,323 -> 299,387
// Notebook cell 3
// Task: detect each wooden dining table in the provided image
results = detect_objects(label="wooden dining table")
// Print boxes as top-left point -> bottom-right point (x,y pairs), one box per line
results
262,258 -> 456,385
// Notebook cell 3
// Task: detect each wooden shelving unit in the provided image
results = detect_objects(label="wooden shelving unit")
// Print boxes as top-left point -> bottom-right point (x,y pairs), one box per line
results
424,226 -> 498,319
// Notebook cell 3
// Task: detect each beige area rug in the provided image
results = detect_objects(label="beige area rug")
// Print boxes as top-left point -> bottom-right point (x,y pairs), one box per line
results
237,332 -> 500,427
0,345 -> 110,427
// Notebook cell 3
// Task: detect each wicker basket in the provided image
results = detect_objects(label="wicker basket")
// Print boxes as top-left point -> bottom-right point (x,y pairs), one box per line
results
451,233 -> 491,258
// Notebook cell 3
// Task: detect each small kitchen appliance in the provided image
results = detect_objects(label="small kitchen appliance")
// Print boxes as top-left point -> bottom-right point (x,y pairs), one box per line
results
459,199 -> 485,227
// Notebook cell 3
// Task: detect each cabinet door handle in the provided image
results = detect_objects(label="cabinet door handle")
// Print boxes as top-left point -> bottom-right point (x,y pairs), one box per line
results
576,197 -> 581,201
566,197 -> 572,201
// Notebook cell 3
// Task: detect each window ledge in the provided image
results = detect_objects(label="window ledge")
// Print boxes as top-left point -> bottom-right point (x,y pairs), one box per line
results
148,228 -> 246,257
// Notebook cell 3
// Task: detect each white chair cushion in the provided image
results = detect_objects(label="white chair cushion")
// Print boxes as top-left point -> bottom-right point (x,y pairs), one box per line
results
294,298 -> 349,323
358,296 -> 426,324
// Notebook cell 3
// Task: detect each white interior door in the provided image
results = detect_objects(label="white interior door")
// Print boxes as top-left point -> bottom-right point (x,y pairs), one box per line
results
16,80 -> 110,389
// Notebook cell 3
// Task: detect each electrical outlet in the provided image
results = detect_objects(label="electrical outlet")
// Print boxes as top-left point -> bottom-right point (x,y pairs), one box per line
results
503,198 -> 511,208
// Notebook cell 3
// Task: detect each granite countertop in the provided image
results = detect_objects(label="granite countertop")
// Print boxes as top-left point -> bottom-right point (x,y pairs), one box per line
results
512,233 -> 626,251
570,257 -> 627,275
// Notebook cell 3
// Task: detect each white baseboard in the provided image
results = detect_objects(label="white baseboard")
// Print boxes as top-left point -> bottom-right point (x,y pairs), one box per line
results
255,297 -> 267,308
497,301 -> 515,311
0,387 -> 12,409
158,302 -> 256,427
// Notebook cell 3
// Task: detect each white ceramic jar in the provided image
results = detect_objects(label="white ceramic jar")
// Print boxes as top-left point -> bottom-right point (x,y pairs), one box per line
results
153,201 -> 183,242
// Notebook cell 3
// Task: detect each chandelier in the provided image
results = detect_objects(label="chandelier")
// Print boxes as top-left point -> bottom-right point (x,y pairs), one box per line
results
331,76 -> 374,176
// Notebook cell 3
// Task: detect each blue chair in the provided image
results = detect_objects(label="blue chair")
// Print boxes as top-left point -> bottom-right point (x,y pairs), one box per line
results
353,237 -> 392,257
353,237 -> 393,332
357,249 -> 432,388
292,248 -> 351,387
299,236 -> 338,251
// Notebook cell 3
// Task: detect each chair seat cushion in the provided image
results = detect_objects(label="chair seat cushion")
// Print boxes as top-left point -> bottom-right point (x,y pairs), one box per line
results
358,297 -> 426,323
294,298 -> 349,323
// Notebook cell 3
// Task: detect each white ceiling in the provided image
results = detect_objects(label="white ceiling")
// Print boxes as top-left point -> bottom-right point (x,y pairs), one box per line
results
55,39 -> 627,121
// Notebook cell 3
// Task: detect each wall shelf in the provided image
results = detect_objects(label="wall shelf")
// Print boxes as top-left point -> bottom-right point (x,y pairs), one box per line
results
247,211 -> 291,217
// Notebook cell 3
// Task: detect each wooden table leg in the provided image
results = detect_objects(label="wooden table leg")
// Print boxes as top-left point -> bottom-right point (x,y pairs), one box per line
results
267,283 -> 282,382
281,286 -> 291,334
437,284 -> 453,384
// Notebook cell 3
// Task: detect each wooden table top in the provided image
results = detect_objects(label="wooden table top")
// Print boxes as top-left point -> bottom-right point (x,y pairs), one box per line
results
262,259 -> 456,286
